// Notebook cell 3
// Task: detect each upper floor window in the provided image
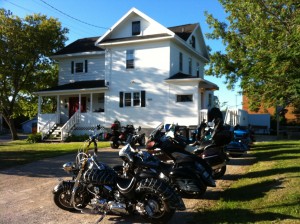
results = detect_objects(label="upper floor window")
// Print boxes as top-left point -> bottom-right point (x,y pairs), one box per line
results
71,60 -> 88,74
191,35 -> 196,48
188,58 -> 192,75
179,52 -> 183,71
126,50 -> 135,69
176,94 -> 193,102
196,62 -> 200,77
132,21 -> 141,35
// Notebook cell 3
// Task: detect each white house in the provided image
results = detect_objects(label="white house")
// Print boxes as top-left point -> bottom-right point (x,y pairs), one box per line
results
36,7 -> 218,140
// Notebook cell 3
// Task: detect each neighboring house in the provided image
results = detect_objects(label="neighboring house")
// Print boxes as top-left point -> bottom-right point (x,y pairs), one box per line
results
21,118 -> 37,134
36,7 -> 218,140
243,95 -> 300,124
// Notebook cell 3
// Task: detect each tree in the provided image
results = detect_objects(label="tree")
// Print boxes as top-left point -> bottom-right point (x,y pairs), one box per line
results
0,9 -> 68,140
204,1 -> 300,112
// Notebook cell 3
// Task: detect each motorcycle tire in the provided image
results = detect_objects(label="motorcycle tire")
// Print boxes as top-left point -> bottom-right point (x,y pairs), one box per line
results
212,165 -> 226,179
138,136 -> 146,146
110,137 -> 119,149
53,182 -> 88,212
136,178 -> 178,223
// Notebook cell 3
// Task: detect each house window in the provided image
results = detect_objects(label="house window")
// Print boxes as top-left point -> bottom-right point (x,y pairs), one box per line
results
196,62 -> 200,77
132,21 -> 141,35
71,60 -> 88,74
176,94 -> 193,102
126,50 -> 135,69
75,62 -> 84,73
179,52 -> 183,71
124,93 -> 132,107
119,91 -> 146,107
191,35 -> 195,48
188,58 -> 192,75
133,92 -> 140,106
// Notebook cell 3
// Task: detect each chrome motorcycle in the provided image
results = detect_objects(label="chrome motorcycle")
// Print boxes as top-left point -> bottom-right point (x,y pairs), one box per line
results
52,139 -> 185,223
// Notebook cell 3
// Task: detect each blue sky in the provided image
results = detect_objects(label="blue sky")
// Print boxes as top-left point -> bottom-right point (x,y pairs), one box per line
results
1,0 -> 242,109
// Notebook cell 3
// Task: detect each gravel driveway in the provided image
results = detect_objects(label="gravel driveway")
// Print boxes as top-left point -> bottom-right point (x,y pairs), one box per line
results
0,147 -> 254,224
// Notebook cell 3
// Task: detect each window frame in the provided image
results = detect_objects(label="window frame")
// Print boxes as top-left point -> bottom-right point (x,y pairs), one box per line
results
132,21 -> 141,35
119,91 -> 146,107
126,49 -> 135,69
176,94 -> 193,103
179,52 -> 183,71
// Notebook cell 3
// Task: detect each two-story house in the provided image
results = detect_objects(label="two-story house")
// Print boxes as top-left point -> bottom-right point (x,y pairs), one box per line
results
36,8 -> 218,140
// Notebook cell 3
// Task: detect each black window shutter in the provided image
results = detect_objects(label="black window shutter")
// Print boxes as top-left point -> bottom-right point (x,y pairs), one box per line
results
85,60 -> 88,73
119,92 -> 124,107
141,90 -> 146,107
71,61 -> 74,74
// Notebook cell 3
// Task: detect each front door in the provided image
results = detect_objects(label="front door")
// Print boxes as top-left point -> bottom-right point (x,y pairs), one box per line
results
69,97 -> 86,117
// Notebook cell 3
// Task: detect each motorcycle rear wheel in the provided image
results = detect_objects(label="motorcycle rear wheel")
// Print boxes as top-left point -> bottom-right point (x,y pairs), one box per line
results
212,165 -> 226,179
136,179 -> 177,223
110,137 -> 119,149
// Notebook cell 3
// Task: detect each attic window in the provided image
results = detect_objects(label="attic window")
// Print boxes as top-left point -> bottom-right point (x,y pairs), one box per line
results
191,35 -> 195,48
132,21 -> 141,35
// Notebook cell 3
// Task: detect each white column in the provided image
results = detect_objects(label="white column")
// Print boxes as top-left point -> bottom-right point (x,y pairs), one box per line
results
56,95 -> 60,124
37,96 -> 42,132
90,93 -> 93,113
79,93 -> 81,113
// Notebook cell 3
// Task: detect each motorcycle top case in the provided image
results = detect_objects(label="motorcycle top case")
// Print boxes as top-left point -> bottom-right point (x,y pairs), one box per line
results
212,130 -> 233,146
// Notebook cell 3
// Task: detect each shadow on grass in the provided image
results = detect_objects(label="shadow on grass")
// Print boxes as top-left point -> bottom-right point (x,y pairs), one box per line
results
194,207 -> 299,224
0,150 -> 122,178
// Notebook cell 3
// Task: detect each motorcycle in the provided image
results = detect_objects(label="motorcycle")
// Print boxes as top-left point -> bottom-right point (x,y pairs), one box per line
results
52,134 -> 185,223
108,121 -> 145,149
224,125 -> 252,157
144,123 -> 216,198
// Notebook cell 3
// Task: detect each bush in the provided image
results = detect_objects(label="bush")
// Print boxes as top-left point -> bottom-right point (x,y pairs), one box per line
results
26,133 -> 42,143
65,134 -> 89,142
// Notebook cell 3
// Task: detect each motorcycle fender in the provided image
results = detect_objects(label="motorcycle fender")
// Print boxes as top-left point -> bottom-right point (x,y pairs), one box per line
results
137,170 -> 159,179
53,180 -> 75,194
169,167 -> 196,179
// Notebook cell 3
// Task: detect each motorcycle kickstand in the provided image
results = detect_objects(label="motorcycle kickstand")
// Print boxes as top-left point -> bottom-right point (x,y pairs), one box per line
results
95,211 -> 107,224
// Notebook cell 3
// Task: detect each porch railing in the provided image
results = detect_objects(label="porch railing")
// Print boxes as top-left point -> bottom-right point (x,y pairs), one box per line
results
61,111 -> 80,141
199,109 -> 208,123
40,113 -> 58,140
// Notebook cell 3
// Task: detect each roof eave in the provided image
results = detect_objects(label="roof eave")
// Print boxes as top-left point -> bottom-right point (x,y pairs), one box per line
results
35,87 -> 109,96
51,51 -> 105,59
98,35 -> 173,47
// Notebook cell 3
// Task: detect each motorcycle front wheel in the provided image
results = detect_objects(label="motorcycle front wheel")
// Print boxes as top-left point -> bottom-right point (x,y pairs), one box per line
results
53,182 -> 89,212
138,136 -> 146,146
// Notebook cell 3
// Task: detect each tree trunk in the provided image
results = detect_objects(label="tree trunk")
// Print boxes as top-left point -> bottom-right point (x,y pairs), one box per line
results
2,116 -> 19,140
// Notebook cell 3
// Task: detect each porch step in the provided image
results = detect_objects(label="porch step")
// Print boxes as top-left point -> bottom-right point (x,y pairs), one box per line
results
42,125 -> 63,142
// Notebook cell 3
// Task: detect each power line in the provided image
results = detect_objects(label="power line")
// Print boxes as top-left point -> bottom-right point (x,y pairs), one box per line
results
40,0 -> 110,30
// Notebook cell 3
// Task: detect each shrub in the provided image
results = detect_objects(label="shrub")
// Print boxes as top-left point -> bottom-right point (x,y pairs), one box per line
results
26,133 -> 42,143
65,134 -> 89,142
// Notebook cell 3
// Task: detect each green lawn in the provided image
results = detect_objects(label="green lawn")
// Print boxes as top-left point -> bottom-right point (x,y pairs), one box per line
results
194,140 -> 300,223
0,140 -> 110,170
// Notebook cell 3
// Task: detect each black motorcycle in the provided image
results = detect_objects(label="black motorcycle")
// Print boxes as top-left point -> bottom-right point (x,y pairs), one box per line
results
53,136 -> 185,223
143,123 -> 216,198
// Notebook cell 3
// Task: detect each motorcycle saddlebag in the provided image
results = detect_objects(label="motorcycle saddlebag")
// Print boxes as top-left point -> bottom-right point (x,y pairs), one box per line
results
213,130 -> 233,146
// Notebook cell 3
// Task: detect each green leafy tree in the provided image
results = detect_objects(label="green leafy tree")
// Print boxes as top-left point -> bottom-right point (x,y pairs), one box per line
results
0,9 -> 68,140
205,1 -> 300,112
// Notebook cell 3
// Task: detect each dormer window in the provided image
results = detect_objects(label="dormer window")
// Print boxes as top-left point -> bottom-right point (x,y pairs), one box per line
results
132,21 -> 141,35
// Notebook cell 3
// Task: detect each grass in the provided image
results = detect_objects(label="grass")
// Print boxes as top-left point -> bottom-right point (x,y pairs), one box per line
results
0,140 -> 110,170
194,140 -> 300,224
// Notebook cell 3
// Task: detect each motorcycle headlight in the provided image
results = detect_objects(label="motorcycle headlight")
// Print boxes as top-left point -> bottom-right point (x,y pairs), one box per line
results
63,162 -> 74,173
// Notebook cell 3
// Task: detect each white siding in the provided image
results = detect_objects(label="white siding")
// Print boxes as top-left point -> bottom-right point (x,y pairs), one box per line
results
104,40 -> 171,128
58,55 -> 105,85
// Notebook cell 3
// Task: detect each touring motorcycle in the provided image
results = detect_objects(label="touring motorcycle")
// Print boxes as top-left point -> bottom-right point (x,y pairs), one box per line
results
52,136 -> 185,223
140,123 -> 216,198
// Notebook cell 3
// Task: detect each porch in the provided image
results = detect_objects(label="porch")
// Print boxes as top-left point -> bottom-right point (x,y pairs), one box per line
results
36,80 -> 108,141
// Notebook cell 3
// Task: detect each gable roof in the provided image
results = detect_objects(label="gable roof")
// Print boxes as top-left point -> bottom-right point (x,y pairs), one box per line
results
53,37 -> 104,56
168,23 -> 198,41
